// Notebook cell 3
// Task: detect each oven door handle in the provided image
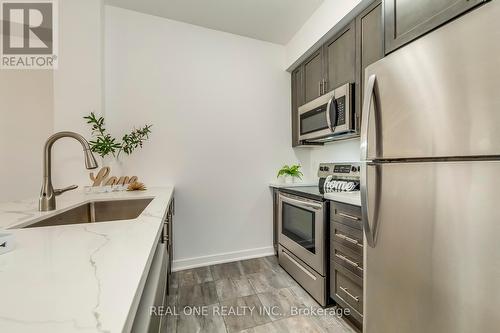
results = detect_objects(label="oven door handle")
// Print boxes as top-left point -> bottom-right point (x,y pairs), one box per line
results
280,193 -> 323,210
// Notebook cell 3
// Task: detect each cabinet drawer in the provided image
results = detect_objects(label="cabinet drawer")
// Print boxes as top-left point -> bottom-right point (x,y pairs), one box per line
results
331,242 -> 363,278
333,266 -> 364,315
331,222 -> 363,255
279,245 -> 327,306
330,202 -> 362,230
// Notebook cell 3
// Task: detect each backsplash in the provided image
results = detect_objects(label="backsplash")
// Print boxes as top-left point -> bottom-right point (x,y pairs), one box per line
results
296,138 -> 361,182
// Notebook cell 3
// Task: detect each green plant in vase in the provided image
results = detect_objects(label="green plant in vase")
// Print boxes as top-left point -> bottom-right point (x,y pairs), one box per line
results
277,164 -> 303,184
84,112 -> 152,158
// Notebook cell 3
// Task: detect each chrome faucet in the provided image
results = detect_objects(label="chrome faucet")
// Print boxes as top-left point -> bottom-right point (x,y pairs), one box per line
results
39,131 -> 98,211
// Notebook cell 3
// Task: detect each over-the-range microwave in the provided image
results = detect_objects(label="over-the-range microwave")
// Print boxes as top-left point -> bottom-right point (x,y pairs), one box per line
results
298,83 -> 355,143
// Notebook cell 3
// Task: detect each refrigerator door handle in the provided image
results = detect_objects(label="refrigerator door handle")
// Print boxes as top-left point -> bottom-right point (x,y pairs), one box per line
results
361,163 -> 381,248
360,74 -> 381,161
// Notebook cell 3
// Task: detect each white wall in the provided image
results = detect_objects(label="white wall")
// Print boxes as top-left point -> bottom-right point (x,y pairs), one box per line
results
0,0 -> 103,202
52,0 -> 104,188
285,0 -> 361,69
105,6 -> 309,269
0,71 -> 54,202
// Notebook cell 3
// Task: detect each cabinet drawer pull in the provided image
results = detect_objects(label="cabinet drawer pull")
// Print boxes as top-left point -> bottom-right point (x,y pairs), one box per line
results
335,253 -> 363,272
337,212 -> 361,221
340,286 -> 359,302
336,233 -> 363,247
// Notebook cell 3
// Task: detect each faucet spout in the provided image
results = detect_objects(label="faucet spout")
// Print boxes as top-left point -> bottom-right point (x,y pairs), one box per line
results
39,131 -> 98,211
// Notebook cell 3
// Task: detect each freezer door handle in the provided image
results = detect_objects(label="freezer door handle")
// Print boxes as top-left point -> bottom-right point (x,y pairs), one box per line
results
360,74 -> 381,161
361,163 -> 381,248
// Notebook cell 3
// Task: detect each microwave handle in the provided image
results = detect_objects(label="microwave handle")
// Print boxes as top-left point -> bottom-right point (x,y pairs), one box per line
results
326,95 -> 336,130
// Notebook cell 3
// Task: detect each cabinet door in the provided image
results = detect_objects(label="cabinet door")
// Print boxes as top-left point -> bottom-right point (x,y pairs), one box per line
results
272,188 -> 279,251
131,241 -> 167,333
324,21 -> 356,94
385,0 -> 487,54
291,67 -> 303,147
166,198 -> 174,294
355,0 -> 383,132
303,49 -> 323,103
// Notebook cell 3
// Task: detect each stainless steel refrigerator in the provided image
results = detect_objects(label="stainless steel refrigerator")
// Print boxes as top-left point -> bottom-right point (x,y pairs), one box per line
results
360,1 -> 500,332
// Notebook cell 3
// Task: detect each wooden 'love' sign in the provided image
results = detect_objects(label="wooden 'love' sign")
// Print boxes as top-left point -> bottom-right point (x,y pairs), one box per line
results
90,167 -> 138,187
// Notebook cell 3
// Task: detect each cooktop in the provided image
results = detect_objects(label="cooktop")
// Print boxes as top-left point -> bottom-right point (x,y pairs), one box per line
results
279,163 -> 361,201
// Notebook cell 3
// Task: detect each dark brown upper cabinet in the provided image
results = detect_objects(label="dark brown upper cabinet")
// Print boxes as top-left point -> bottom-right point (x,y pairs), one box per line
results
291,20 -> 356,146
303,49 -> 324,104
384,0 -> 487,54
289,0 -> 489,147
324,20 -> 356,94
291,67 -> 304,147
355,0 -> 383,132
301,20 -> 356,104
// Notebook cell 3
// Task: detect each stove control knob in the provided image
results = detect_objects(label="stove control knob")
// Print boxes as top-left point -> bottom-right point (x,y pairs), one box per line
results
324,166 -> 329,171
351,166 -> 357,172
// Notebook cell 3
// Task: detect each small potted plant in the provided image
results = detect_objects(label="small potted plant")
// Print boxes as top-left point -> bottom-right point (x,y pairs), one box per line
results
277,164 -> 303,184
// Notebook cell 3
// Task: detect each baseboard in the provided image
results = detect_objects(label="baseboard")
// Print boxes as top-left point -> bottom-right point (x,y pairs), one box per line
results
172,246 -> 276,272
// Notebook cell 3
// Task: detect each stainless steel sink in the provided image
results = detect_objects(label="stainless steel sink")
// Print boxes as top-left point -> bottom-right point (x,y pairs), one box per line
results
23,198 -> 154,228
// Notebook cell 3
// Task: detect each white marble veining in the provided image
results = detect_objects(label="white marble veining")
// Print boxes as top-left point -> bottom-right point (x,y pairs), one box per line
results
0,187 -> 174,333
324,191 -> 361,206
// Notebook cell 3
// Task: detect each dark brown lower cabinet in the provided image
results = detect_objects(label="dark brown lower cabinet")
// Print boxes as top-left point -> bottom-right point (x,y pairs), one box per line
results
131,196 -> 174,333
329,201 -> 363,330
166,198 -> 174,295
272,188 -> 279,252
131,238 -> 168,333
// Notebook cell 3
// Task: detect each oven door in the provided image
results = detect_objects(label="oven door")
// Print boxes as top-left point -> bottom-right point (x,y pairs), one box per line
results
298,91 -> 335,141
278,192 -> 325,275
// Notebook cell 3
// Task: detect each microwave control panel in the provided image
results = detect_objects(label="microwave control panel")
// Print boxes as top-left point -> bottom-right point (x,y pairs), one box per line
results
335,96 -> 346,126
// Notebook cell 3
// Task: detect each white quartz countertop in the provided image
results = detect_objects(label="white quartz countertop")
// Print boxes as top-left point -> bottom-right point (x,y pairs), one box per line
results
324,191 -> 361,206
268,181 -> 317,188
0,187 -> 174,333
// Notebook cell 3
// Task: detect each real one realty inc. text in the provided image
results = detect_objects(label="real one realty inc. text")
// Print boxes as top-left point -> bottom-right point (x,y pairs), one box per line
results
150,305 -> 350,318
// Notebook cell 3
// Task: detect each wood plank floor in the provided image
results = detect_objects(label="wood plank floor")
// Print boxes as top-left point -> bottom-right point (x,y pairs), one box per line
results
162,256 -> 358,333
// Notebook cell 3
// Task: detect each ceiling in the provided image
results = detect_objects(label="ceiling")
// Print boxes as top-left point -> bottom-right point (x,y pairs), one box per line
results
105,0 -> 324,44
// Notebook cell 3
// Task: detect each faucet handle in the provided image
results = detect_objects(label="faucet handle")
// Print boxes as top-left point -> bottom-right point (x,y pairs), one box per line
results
54,185 -> 78,196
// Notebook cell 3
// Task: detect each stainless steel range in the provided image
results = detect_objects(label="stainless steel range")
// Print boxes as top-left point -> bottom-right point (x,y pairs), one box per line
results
277,163 -> 360,306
